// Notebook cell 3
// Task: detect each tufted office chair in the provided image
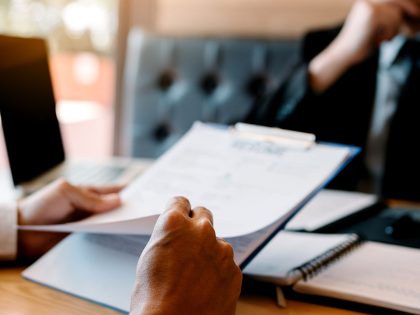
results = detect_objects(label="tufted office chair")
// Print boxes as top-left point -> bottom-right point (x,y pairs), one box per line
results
118,29 -> 299,158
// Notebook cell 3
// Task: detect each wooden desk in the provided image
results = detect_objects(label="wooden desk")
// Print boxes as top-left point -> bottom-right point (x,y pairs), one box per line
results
0,266 -> 361,315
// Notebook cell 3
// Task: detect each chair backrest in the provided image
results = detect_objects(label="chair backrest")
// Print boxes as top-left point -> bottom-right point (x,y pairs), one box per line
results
119,29 -> 298,158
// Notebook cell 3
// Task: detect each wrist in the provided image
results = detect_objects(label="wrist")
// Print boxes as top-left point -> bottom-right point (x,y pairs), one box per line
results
308,40 -> 356,93
131,293 -> 179,315
16,200 -> 29,226
131,302 -> 166,315
16,198 -> 40,226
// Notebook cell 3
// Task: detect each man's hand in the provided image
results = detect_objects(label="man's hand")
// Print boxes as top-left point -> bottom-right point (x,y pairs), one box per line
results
334,0 -> 420,66
130,197 -> 242,315
309,0 -> 420,93
18,179 -> 123,259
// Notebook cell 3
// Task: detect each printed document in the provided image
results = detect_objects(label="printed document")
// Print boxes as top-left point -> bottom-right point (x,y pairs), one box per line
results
286,190 -> 378,231
20,122 -> 354,238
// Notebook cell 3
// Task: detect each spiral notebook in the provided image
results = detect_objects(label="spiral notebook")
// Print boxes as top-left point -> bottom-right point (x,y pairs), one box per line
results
244,231 -> 420,314
244,232 -> 360,286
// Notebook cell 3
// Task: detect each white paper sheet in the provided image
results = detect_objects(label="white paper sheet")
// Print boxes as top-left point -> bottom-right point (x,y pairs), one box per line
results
20,122 -> 353,238
286,190 -> 378,231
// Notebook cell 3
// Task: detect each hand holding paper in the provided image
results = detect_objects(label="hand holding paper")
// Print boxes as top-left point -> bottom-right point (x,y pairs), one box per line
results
131,196 -> 242,315
18,179 -> 123,259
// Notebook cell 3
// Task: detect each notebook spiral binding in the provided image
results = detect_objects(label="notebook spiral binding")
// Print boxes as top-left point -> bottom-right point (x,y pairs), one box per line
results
296,234 -> 362,281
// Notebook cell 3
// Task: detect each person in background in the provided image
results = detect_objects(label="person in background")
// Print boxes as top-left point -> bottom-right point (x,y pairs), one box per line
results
0,180 -> 242,315
248,0 -> 420,201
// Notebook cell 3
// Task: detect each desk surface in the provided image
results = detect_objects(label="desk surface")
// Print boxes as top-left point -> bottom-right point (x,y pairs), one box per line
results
0,267 -> 361,315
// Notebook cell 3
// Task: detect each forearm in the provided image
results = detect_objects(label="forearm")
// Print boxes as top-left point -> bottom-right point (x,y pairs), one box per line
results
308,40 -> 356,94
309,0 -> 413,93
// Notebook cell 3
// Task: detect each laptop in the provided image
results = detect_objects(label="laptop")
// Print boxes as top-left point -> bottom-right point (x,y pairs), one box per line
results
0,35 -> 148,195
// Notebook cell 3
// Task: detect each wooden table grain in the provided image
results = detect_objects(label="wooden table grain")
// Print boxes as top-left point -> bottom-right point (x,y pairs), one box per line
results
0,266 -> 362,315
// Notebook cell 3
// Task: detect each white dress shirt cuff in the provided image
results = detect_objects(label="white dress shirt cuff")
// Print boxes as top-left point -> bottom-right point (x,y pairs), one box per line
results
0,202 -> 17,260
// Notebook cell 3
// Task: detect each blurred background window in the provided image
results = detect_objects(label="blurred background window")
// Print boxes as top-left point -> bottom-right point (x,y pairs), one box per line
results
0,0 -> 118,168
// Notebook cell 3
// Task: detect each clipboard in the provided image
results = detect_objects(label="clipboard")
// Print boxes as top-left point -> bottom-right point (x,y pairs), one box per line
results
23,122 -> 360,312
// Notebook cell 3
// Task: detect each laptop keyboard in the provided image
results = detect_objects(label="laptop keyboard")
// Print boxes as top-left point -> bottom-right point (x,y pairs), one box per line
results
63,164 -> 126,185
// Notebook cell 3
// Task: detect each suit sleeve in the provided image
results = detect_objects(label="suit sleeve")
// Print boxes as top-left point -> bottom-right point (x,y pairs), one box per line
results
0,202 -> 17,260
247,27 -> 343,132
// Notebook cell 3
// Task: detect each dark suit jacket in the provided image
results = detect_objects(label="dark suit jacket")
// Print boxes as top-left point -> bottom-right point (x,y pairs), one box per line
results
247,27 -> 420,201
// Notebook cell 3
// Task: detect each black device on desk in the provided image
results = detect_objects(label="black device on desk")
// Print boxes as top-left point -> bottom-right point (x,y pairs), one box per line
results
314,200 -> 420,249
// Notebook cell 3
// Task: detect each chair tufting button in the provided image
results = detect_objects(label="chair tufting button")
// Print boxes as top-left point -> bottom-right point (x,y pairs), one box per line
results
157,70 -> 176,91
153,122 -> 171,142
246,73 -> 268,98
200,72 -> 220,95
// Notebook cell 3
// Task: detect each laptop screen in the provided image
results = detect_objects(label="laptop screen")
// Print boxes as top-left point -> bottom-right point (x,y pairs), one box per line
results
0,35 -> 65,185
